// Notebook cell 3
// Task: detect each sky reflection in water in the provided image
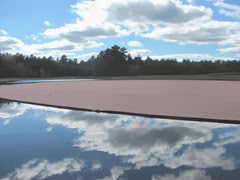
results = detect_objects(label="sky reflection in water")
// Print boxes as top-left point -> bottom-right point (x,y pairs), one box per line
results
0,100 -> 240,180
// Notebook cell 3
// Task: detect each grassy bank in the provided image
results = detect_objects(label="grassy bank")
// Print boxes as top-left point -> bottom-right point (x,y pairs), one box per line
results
100,72 -> 240,81
0,76 -> 92,83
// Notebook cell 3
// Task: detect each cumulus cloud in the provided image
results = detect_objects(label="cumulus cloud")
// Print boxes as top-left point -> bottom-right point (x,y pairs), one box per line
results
150,53 -> 236,61
2,158 -> 85,180
44,21 -> 51,26
129,48 -> 151,56
20,41 -> 76,57
0,36 -> 24,52
69,0 -> 213,38
31,39 -> 76,52
40,0 -> 240,55
2,0 -> 240,58
106,0 -> 211,24
44,21 -> 130,43
0,29 -> 8,35
1,20 -> 108,56
71,0 -> 211,25
218,46 -> 240,54
127,41 -> 142,47
74,52 -> 99,61
143,21 -> 240,44
0,34 -> 103,57
214,0 -> 240,19
83,41 -> 104,49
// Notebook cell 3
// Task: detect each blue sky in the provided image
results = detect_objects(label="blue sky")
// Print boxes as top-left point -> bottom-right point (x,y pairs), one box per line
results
0,0 -> 240,61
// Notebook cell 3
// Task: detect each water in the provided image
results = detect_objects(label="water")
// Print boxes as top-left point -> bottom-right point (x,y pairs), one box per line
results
0,99 -> 240,180
13,79 -> 94,84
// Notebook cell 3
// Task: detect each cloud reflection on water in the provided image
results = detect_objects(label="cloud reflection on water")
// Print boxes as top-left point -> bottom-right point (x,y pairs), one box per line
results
46,109 -> 237,171
2,158 -> 85,180
152,169 -> 212,180
1,101 -> 240,179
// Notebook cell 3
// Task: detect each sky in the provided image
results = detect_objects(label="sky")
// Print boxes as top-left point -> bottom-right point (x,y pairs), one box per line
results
0,0 -> 240,61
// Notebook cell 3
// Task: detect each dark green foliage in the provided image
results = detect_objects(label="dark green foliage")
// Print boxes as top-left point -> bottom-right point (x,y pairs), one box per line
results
0,53 -> 86,78
0,45 -> 240,78
93,45 -> 128,76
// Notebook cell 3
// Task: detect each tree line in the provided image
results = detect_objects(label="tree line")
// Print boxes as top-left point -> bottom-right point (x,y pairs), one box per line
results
0,45 -> 240,78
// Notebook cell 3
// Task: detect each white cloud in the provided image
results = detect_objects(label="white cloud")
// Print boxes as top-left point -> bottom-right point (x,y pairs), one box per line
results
44,21 -> 130,43
129,48 -> 151,56
69,0 -> 213,36
71,0 -> 212,25
0,34 -> 103,58
2,0 -> 240,58
29,39 -> 77,52
142,20 -> 240,44
218,46 -> 240,54
0,29 -> 8,35
44,21 -> 51,26
0,36 -> 24,52
108,0 -> 211,24
40,0 -> 240,58
3,158 -> 85,180
84,41 -> 104,49
214,0 -> 240,19
74,52 -> 99,61
14,39 -> 80,58
150,53 -> 235,61
127,41 -> 142,47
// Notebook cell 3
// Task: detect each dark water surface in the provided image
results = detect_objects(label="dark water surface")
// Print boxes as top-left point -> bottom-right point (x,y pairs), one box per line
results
13,79 -> 94,84
0,99 -> 240,180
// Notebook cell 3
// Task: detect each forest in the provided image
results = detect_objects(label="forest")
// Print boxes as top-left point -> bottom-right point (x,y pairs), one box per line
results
0,45 -> 240,78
